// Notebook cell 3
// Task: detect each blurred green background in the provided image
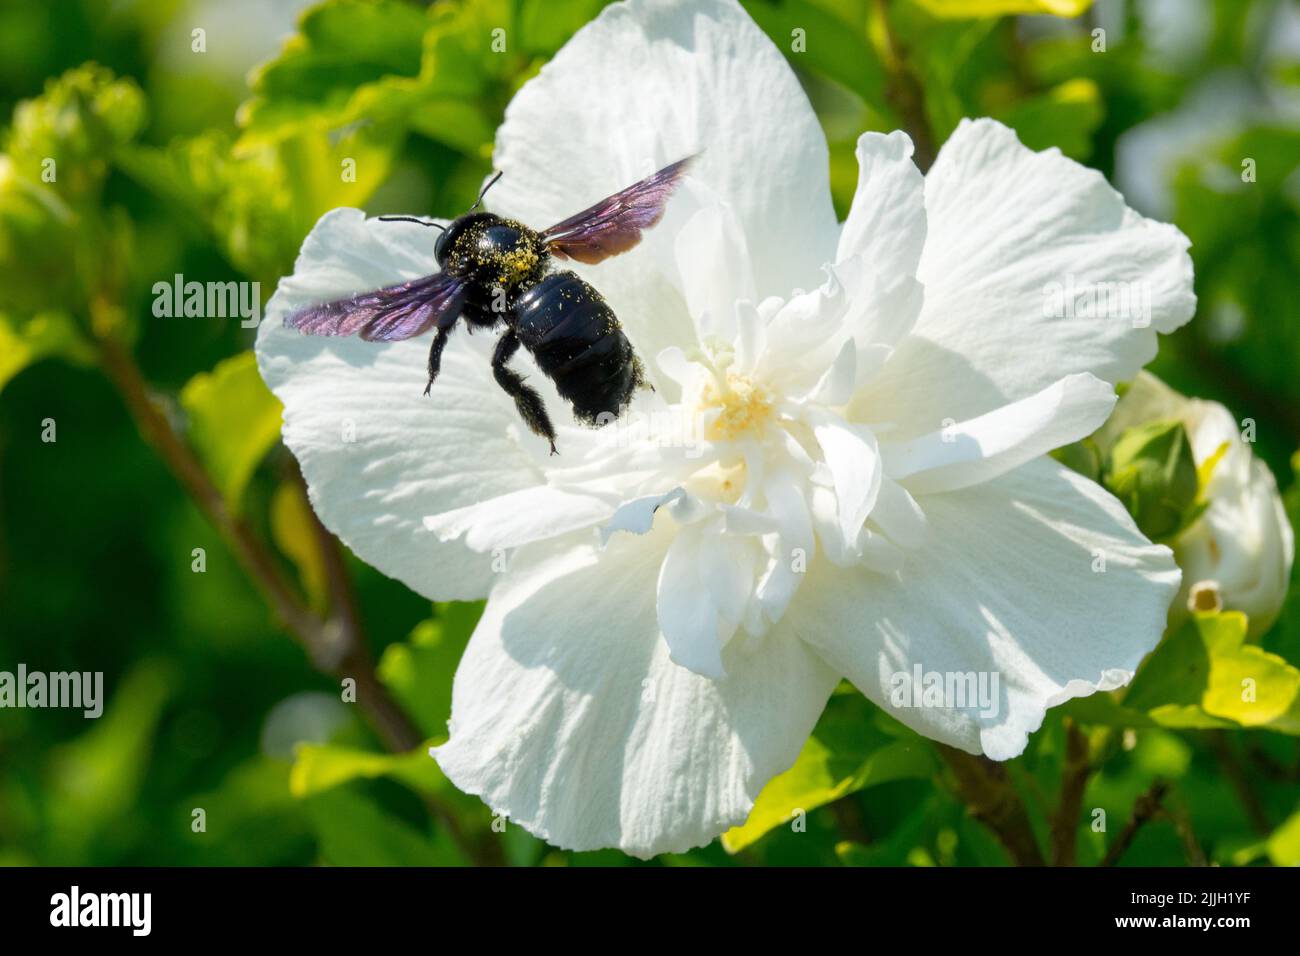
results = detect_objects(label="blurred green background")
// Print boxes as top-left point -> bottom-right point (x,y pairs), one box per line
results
1,0 -> 1298,867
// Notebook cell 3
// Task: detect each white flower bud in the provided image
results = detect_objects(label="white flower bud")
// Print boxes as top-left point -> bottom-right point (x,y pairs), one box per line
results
1100,372 -> 1294,635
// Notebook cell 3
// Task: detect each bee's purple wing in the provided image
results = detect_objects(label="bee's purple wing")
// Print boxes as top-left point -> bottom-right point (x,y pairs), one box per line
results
540,155 -> 695,265
285,271 -> 468,342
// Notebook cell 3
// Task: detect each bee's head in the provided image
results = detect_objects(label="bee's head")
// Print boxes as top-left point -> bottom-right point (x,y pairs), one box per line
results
380,171 -> 510,276
435,212 -> 497,271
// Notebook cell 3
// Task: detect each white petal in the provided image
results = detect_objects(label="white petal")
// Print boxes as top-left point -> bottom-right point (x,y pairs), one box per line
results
1178,457 -> 1295,634
882,373 -> 1116,495
836,130 -> 927,280
256,209 -> 543,601
432,529 -> 840,858
809,410 -> 882,543
857,118 -> 1195,438
754,468 -> 815,625
797,337 -> 857,407
673,201 -> 755,340
489,0 -> 837,355
836,255 -> 924,355
792,458 -> 1180,760
657,522 -> 751,678
601,487 -> 686,545
424,485 -> 616,552
758,267 -> 851,394
734,299 -> 767,374
868,476 -> 928,549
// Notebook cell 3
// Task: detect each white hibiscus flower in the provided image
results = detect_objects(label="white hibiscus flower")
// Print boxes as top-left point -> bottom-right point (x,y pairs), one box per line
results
256,0 -> 1194,857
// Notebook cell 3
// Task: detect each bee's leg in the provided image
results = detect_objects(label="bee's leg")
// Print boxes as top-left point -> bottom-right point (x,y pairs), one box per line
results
423,325 -> 452,396
492,329 -> 558,455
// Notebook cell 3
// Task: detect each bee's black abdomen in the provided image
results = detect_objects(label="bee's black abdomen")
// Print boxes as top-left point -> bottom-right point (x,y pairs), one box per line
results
513,272 -> 641,424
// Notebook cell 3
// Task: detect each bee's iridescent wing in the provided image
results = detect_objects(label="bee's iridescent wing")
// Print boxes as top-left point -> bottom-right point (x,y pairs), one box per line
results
285,271 -> 468,342
540,155 -> 694,266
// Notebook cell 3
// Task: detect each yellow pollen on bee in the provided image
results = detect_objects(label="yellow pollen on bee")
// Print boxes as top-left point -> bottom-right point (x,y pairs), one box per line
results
698,372 -> 774,442
493,246 -> 538,285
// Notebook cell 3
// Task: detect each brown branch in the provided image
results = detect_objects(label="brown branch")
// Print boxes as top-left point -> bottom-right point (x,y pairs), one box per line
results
1099,779 -> 1168,867
936,744 -> 1045,866
873,0 -> 937,172
99,338 -> 322,644
1049,720 -> 1091,866
828,794 -> 872,848
1248,746 -> 1300,782
97,336 -> 500,865
1207,729 -> 1271,835
1166,803 -> 1208,867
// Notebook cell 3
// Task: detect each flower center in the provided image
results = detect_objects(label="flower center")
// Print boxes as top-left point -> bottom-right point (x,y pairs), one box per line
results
699,372 -> 774,441
687,343 -> 776,443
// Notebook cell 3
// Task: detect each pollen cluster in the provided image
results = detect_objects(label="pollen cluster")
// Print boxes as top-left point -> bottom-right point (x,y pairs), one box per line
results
699,372 -> 774,442
492,245 -> 539,285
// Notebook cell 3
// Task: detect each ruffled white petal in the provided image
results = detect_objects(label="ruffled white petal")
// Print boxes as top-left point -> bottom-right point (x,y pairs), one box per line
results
432,527 -> 840,858
488,0 -> 837,368
856,118 -> 1195,439
255,209 -> 543,601
881,372 -> 1116,495
836,130 -> 927,280
792,458 -> 1180,760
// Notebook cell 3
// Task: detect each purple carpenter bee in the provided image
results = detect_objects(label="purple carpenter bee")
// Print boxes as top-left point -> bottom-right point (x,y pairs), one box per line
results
285,156 -> 695,454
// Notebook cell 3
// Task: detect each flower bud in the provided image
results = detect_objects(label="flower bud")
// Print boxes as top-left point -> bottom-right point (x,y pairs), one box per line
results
1102,418 -> 1200,543
1096,372 -> 1294,636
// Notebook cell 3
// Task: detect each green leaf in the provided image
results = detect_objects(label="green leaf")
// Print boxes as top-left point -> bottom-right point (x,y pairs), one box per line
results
44,660 -> 178,861
119,122 -> 401,285
1,65 -> 145,318
1125,612 -> 1300,733
237,0 -> 429,148
0,311 -> 94,393
4,63 -> 146,206
305,785 -> 462,866
179,351 -> 283,513
376,604 -> 482,739
290,741 -> 445,798
910,0 -> 1093,16
742,1 -> 887,108
722,695 -> 935,853
1049,436 -> 1102,482
833,793 -> 959,866
1101,418 -> 1201,542
994,78 -> 1103,160
269,480 -> 329,612
1264,808 -> 1300,867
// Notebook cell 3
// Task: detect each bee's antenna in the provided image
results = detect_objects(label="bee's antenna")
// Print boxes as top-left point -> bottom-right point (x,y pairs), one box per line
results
378,216 -> 446,232
468,171 -> 504,212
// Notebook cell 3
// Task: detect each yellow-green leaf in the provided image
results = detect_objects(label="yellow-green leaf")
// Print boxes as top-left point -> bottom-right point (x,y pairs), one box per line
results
269,480 -> 328,612
179,351 -> 282,512
289,741 -> 446,798
723,736 -> 934,853
1265,809 -> 1300,866
1126,612 -> 1300,734
0,312 -> 94,393
911,0 -> 1093,17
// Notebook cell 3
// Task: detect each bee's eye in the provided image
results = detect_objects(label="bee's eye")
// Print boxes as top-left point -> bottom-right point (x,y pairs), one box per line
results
434,228 -> 451,264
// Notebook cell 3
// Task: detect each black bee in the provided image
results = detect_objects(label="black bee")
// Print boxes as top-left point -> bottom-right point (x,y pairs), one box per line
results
285,157 -> 694,454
